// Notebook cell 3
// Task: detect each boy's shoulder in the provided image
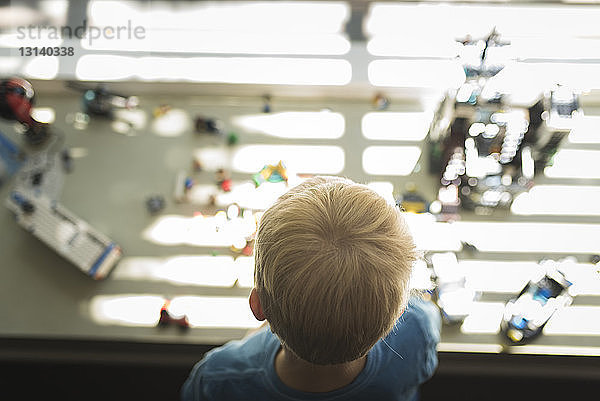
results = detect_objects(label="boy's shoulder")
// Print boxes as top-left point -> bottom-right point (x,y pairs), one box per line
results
182,328 -> 281,400
403,295 -> 442,341
374,296 -> 441,386
201,327 -> 280,376
384,295 -> 441,350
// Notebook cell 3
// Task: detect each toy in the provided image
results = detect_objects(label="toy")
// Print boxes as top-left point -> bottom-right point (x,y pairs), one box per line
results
232,240 -> 254,256
226,131 -> 239,146
0,77 -> 34,123
241,242 -> 254,256
431,184 -> 460,221
262,94 -> 272,113
153,104 -> 172,118
192,157 -> 203,172
61,149 -> 73,173
173,170 -> 188,203
458,27 -> 510,79
146,195 -> 165,215
427,30 -> 581,216
372,93 -> 390,110
527,85 -> 581,174
252,161 -> 288,187
0,78 -> 69,199
158,300 -> 190,329
66,82 -> 139,118
0,130 -> 27,188
10,133 -> 70,203
216,168 -> 233,192
1,79 -> 119,280
0,77 -> 51,145
461,241 -> 478,255
426,30 -> 533,214
501,262 -> 573,344
216,168 -> 228,182
428,252 -> 479,324
428,109 -> 534,213
68,112 -> 90,130
5,191 -> 122,279
10,191 -> 35,214
195,116 -> 222,134
230,238 -> 248,253
220,178 -> 232,192
397,182 -> 428,213
184,177 -> 194,192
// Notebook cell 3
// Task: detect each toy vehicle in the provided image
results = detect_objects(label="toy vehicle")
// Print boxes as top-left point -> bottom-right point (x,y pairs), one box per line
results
429,252 -> 479,324
501,263 -> 573,344
66,82 -> 138,118
397,183 -> 428,213
5,191 -> 122,280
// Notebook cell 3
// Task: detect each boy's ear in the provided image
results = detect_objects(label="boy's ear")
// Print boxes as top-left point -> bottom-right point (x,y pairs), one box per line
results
249,288 -> 266,321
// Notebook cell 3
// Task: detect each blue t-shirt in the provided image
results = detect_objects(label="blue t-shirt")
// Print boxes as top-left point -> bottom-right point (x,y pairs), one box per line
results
182,296 -> 441,401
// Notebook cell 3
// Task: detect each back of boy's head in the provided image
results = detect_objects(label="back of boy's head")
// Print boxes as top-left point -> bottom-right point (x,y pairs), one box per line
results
254,176 -> 417,365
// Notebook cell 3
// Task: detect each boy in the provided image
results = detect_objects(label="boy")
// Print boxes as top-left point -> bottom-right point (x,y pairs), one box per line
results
182,176 -> 441,400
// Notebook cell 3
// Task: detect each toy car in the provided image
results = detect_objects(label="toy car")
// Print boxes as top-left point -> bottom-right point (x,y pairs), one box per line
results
429,252 -> 479,324
501,262 -> 573,344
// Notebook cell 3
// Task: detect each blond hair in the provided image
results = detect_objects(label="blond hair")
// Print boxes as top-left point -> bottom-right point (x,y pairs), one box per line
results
254,176 -> 417,365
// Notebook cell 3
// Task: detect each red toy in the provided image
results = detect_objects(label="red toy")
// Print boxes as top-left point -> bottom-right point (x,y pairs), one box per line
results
0,77 -> 50,145
220,178 -> 233,192
158,300 -> 190,329
242,244 -> 253,256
